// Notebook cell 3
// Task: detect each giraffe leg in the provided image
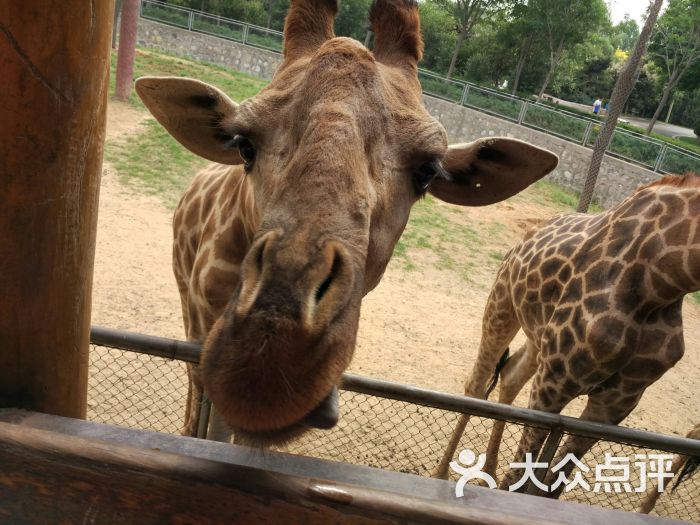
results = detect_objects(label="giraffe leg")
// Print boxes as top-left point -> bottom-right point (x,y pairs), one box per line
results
482,340 -> 539,480
540,386 -> 643,498
639,452 -> 690,513
640,423 -> 700,513
433,278 -> 520,479
499,365 -> 580,492
182,363 -> 203,437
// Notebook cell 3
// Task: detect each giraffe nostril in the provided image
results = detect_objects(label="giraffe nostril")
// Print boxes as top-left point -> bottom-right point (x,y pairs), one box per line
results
315,250 -> 341,304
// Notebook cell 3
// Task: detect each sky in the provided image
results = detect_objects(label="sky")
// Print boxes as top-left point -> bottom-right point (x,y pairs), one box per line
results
607,0 -> 654,26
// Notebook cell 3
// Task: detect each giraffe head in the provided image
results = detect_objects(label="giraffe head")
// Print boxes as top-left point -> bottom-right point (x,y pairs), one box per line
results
136,0 -> 558,445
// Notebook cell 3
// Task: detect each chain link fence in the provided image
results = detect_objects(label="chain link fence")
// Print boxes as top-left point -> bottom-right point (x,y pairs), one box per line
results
88,334 -> 699,523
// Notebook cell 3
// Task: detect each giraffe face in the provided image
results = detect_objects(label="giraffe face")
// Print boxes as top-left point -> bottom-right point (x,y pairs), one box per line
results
136,0 -> 559,445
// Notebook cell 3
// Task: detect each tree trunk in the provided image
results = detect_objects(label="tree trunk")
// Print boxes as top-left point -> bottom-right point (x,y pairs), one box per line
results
511,34 -> 532,95
0,0 -> 114,417
664,98 -> 675,122
577,0 -> 664,212
536,62 -> 556,101
447,22 -> 469,79
537,36 -> 565,102
646,78 -> 677,134
115,0 -> 139,101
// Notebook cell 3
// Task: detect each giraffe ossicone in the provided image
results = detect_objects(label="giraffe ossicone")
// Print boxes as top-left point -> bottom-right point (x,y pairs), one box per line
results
136,0 -> 559,445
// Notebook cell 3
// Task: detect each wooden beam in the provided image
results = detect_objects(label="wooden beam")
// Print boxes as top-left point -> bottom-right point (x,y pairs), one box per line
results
0,410 -> 686,525
0,1 -> 115,416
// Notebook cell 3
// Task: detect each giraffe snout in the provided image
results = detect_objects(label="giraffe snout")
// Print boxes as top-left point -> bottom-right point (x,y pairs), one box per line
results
200,231 -> 360,443
235,230 -> 356,336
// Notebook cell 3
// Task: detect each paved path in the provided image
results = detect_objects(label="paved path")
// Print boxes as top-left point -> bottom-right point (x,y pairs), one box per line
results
543,94 -> 697,139
621,116 -> 696,139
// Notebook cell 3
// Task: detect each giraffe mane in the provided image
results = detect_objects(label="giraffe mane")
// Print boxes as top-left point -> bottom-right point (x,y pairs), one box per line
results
638,172 -> 700,192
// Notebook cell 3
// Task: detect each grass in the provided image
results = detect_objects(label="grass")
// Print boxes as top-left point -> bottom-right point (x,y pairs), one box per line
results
527,180 -> 604,214
105,48 -> 267,206
676,136 -> 700,159
105,119 -> 208,207
692,292 -> 700,305
109,48 -> 267,108
393,195 -> 482,280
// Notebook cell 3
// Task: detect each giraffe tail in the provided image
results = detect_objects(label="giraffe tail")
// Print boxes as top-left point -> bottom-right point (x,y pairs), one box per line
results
672,455 -> 699,492
484,347 -> 510,398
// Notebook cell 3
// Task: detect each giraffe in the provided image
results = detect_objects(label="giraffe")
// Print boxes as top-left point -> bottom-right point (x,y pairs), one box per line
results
434,173 -> 700,495
639,422 -> 700,514
134,0 -> 559,445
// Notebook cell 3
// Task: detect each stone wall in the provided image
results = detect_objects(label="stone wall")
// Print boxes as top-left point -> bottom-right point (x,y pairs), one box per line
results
136,17 -> 659,208
137,19 -> 282,80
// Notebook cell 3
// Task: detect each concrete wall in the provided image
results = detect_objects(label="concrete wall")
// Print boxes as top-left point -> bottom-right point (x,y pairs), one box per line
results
136,18 -> 659,208
137,19 -> 282,80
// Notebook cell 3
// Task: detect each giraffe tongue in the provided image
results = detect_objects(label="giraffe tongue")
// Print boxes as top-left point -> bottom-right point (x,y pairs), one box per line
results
302,386 -> 339,430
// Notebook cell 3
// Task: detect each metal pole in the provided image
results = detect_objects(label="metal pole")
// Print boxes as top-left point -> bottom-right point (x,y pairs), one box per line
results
197,397 -> 212,438
460,84 -> 470,106
582,121 -> 593,146
527,429 -> 564,495
653,144 -> 668,173
517,101 -> 528,125
187,10 -> 194,31
242,23 -> 249,45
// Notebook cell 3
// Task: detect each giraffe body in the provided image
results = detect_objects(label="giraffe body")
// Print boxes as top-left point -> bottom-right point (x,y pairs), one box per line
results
436,174 -> 700,492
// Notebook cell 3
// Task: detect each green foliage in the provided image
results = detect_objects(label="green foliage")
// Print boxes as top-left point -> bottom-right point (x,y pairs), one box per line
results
335,0 -> 372,41
419,1 -> 458,73
612,15 -> 640,51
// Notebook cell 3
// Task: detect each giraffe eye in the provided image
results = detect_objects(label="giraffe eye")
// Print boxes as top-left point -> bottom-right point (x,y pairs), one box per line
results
414,160 -> 440,195
231,135 -> 256,167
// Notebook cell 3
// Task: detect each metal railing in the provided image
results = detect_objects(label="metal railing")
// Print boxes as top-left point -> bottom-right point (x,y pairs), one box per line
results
89,326 -> 700,522
140,0 -> 283,52
136,0 -> 700,175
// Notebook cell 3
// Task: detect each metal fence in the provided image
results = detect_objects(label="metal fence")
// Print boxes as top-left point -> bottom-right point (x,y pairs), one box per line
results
136,0 -> 700,175
88,327 -> 700,522
140,0 -> 283,52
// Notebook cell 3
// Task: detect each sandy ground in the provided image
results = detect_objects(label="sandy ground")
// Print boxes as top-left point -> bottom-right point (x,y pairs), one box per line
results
88,101 -> 699,520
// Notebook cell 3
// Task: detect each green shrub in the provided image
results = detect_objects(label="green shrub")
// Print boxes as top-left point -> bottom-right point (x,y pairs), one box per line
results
465,89 -> 521,121
523,105 -> 588,142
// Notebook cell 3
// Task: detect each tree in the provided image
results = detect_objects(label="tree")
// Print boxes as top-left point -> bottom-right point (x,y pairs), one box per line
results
646,0 -> 700,134
613,15 -> 640,51
529,0 -> 608,101
115,0 -> 140,101
334,0 -> 372,41
435,0 -> 515,78
577,0 -> 665,212
420,1 -> 458,73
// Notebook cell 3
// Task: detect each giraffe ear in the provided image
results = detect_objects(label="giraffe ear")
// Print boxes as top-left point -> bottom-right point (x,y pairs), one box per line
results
135,76 -> 244,165
429,138 -> 559,206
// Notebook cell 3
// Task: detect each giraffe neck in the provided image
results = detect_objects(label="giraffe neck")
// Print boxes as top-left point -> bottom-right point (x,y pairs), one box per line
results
613,185 -> 699,307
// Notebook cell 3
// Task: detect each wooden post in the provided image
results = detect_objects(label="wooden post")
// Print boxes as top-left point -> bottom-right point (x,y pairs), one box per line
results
0,1 -> 115,417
